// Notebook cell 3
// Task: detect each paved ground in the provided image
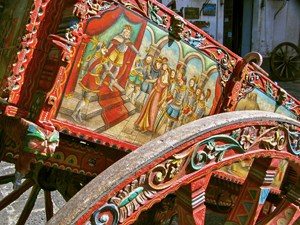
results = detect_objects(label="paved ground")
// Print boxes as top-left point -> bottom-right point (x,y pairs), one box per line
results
0,162 -> 65,225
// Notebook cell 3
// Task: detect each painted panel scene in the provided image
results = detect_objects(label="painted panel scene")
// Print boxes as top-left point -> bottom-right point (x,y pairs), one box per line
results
235,88 -> 298,120
56,7 -> 221,145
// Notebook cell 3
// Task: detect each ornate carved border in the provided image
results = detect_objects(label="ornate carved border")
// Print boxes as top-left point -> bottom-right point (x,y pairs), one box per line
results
47,111 -> 300,225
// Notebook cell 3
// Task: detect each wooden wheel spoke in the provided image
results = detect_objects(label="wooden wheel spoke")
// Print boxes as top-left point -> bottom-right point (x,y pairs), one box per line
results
275,62 -> 285,71
274,53 -> 283,59
284,45 -> 288,55
288,55 -> 300,62
0,174 -> 15,185
278,47 -> 284,57
287,67 -> 295,79
0,179 -> 34,211
16,185 -> 41,225
289,63 -> 300,72
271,42 -> 300,80
44,191 -> 54,221
273,60 -> 284,63
280,63 -> 287,77
226,158 -> 281,224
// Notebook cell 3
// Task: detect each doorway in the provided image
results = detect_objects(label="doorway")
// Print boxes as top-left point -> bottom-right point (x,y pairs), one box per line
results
223,0 -> 244,55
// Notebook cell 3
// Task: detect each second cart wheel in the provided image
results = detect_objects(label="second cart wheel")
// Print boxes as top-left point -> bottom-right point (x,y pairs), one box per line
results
270,42 -> 300,81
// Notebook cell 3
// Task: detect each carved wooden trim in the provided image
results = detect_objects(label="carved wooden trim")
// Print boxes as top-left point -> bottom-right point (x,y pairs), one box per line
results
47,111 -> 300,225
7,0 -> 52,105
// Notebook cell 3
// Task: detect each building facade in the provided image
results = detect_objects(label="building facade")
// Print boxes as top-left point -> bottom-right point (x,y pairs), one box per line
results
161,0 -> 300,59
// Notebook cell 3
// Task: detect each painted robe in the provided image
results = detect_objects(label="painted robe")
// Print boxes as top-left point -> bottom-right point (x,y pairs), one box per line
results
135,75 -> 168,132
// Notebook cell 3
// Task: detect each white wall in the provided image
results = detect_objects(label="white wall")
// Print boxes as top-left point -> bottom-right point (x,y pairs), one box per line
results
252,0 -> 300,57
162,0 -> 224,43
161,0 -> 300,57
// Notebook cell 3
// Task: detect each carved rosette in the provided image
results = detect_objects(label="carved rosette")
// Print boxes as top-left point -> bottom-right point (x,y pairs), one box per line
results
91,203 -> 119,225
230,124 -> 300,154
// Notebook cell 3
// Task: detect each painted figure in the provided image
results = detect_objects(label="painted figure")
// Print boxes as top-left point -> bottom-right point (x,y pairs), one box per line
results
164,64 -> 187,131
101,24 -> 140,91
126,54 -> 153,104
168,69 -> 176,95
181,76 -> 197,124
191,86 -> 208,120
137,56 -> 162,107
135,68 -> 169,132
72,42 -> 108,122
160,57 -> 169,75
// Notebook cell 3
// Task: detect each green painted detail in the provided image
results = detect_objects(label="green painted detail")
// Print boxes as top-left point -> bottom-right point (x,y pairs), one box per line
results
49,131 -> 59,142
249,190 -> 258,200
27,125 -> 46,140
23,125 -> 59,158
119,187 -> 144,207
191,134 -> 245,170
238,215 -> 248,225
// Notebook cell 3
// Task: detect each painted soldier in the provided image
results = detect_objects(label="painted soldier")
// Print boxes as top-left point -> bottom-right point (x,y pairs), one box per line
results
165,64 -> 187,131
181,76 -> 197,124
191,86 -> 211,120
72,42 -> 108,122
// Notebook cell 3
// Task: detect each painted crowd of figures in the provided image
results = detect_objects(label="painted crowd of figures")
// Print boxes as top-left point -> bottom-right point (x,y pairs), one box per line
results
128,53 -> 210,133
71,24 -> 210,134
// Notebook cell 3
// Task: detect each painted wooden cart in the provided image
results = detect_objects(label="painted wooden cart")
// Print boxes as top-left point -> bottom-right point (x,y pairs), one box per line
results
0,0 -> 300,224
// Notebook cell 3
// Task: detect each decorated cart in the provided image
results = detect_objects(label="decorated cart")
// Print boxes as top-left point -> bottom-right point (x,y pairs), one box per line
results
0,0 -> 300,224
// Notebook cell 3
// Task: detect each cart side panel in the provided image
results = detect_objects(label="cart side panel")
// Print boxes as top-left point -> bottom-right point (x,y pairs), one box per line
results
49,5 -> 225,148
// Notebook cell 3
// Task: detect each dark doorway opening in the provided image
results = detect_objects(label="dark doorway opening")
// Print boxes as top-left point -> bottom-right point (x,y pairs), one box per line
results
223,0 -> 244,55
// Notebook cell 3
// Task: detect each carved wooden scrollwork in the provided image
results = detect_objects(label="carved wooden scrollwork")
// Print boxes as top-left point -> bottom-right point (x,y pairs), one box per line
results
47,111 -> 300,225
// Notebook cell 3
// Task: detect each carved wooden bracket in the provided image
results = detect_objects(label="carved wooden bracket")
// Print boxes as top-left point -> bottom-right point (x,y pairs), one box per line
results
0,116 -> 59,176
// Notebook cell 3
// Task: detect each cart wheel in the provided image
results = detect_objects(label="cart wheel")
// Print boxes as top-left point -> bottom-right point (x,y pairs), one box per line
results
0,169 -> 52,225
48,111 -> 300,225
0,164 -> 91,225
270,42 -> 300,81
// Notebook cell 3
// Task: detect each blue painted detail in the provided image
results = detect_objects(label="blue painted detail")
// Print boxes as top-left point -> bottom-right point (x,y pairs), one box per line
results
259,188 -> 270,204
91,203 -> 119,225
289,131 -> 300,155
243,202 -> 253,212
